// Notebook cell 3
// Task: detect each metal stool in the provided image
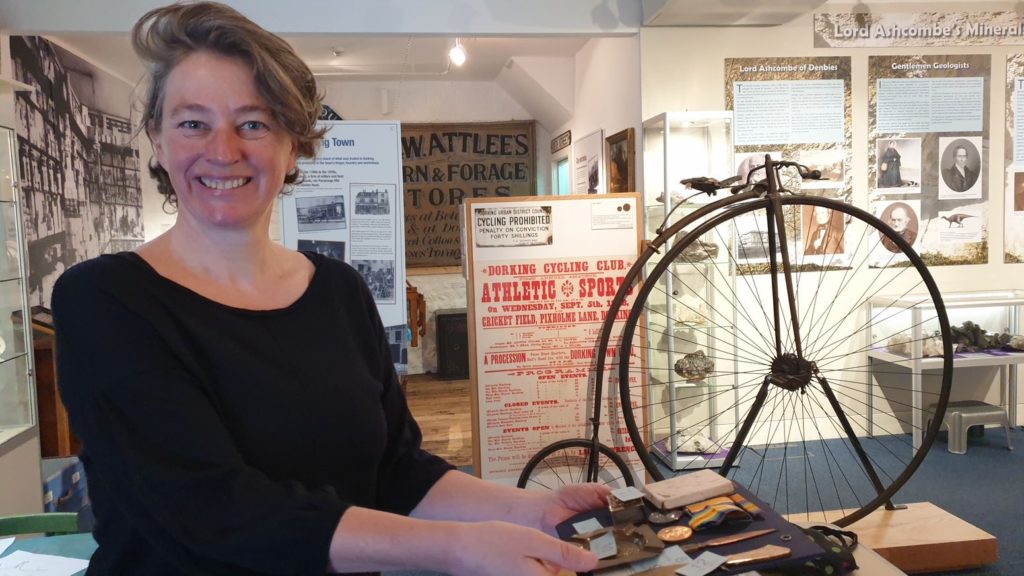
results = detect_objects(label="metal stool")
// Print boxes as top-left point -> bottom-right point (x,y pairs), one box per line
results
928,400 -> 1013,455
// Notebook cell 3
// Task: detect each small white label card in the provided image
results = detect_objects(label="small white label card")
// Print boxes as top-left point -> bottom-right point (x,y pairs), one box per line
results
611,486 -> 646,502
659,546 -> 693,565
589,529 -> 619,560
676,551 -> 726,576
572,518 -> 604,534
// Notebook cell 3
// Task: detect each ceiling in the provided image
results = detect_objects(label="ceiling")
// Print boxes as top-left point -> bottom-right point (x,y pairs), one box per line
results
48,33 -> 592,84
14,0 -> 981,85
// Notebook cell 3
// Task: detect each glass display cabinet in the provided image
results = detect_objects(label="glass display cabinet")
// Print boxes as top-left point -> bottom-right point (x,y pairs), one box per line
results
640,112 -> 734,470
867,289 -> 1024,450
0,124 -> 35,449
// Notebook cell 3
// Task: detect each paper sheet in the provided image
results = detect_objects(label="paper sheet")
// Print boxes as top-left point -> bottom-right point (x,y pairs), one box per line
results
0,550 -> 89,575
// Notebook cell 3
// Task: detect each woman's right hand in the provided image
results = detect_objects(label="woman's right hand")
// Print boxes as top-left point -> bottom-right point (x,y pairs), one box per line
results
446,520 -> 598,576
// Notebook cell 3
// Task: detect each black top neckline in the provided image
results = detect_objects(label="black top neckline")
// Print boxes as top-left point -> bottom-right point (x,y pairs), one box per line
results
114,250 -> 323,316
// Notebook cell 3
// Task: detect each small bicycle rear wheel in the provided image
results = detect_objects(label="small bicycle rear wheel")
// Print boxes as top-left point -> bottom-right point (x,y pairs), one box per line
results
615,195 -> 952,526
517,438 -> 635,491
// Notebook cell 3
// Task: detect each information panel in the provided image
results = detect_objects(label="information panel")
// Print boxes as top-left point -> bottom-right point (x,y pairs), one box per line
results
868,55 -> 991,266
726,57 -> 852,272
1005,56 -> 1024,263
280,121 -> 407,369
466,194 -> 642,484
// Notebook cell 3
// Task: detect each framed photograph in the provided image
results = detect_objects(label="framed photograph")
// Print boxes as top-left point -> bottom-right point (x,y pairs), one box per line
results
937,136 -> 982,200
605,128 -> 635,193
873,137 -> 921,195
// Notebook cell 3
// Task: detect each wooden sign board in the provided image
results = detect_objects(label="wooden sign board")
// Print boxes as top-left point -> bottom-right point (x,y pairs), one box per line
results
402,121 -> 535,268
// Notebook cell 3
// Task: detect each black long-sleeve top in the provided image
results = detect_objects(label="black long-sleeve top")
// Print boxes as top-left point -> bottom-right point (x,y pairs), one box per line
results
52,251 -> 453,575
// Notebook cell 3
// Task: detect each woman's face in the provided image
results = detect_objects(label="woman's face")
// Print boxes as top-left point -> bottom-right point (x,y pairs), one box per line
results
149,50 -> 297,231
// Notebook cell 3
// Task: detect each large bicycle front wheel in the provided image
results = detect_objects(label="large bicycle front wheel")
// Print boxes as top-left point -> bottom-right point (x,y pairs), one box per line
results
616,195 -> 952,526
517,438 -> 635,491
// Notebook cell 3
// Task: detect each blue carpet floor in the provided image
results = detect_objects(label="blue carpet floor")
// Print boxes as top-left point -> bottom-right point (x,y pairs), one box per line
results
386,428 -> 1023,575
891,428 -> 1023,576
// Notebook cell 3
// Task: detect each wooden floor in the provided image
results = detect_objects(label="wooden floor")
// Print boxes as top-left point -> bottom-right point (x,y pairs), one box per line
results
404,373 -> 473,467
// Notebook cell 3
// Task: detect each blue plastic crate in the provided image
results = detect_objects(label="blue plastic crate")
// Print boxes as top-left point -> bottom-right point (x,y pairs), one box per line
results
41,456 -> 89,514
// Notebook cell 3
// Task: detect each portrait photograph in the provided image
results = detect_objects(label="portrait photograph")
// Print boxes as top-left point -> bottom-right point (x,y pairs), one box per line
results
937,136 -> 982,200
605,128 -> 635,193
874,138 -> 921,193
875,200 -> 920,254
801,204 -> 845,256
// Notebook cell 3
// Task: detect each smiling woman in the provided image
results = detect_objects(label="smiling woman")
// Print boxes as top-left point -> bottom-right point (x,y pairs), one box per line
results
49,2 -> 610,576
147,51 -> 299,231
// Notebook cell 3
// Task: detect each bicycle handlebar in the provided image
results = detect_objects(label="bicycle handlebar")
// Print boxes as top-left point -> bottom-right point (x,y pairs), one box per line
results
680,156 -> 826,197
679,175 -> 741,195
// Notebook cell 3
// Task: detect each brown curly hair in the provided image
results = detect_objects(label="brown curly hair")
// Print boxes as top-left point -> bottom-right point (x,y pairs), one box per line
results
132,1 -> 325,207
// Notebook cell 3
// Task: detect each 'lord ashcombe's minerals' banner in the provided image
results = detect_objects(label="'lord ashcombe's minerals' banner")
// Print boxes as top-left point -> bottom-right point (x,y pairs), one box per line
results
815,12 -> 1024,47
466,194 -> 642,484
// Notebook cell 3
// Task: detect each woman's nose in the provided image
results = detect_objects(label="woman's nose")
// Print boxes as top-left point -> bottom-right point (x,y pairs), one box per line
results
205,127 -> 242,164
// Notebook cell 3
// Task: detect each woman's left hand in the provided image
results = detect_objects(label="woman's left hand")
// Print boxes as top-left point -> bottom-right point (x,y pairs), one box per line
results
534,483 -> 611,535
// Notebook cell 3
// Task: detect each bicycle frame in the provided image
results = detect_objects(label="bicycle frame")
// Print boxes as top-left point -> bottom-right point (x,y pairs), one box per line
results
591,156 -> 897,507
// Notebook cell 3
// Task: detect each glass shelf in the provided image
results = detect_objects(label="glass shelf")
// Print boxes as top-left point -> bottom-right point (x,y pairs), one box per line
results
641,112 -> 734,471
0,124 -> 35,449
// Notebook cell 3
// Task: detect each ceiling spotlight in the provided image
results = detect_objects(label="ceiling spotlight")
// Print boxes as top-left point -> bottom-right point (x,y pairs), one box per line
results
449,38 -> 466,67
331,47 -> 344,58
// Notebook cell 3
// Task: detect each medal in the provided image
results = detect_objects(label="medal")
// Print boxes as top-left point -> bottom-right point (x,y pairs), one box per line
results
656,525 -> 693,543
647,510 -> 682,525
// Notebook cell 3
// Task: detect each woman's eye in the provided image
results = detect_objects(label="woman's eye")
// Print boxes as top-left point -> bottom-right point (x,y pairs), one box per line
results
178,120 -> 204,130
239,120 -> 270,139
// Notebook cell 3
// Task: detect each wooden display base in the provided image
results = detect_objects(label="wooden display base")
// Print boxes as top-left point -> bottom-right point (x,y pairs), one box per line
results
846,502 -> 996,573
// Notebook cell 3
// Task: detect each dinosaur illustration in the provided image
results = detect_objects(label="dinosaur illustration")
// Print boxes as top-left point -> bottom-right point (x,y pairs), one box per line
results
941,213 -> 974,228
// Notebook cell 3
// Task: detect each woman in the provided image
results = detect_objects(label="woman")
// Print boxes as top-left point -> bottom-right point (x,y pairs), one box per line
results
878,140 -> 903,188
52,3 -> 607,575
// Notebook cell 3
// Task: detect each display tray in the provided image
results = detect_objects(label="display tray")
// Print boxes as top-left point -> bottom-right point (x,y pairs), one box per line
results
867,346 -> 1024,369
652,439 -> 733,471
557,481 -> 825,574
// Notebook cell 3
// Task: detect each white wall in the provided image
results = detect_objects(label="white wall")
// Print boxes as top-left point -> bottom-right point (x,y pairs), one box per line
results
640,12 -> 1024,423
553,37 -> 643,196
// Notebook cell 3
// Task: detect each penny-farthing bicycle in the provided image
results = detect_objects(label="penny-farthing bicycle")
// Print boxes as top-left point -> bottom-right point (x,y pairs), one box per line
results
521,156 -> 952,528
